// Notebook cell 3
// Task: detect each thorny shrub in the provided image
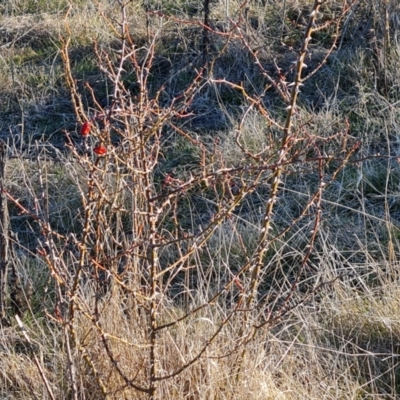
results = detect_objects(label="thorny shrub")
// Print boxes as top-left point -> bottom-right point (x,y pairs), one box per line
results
1,0 -> 363,398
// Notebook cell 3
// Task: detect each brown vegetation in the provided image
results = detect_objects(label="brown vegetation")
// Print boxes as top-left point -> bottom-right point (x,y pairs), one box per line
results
1,0 -> 400,398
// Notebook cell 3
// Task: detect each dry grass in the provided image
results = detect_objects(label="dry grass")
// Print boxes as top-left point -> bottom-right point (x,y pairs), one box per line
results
1,0 -> 400,399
